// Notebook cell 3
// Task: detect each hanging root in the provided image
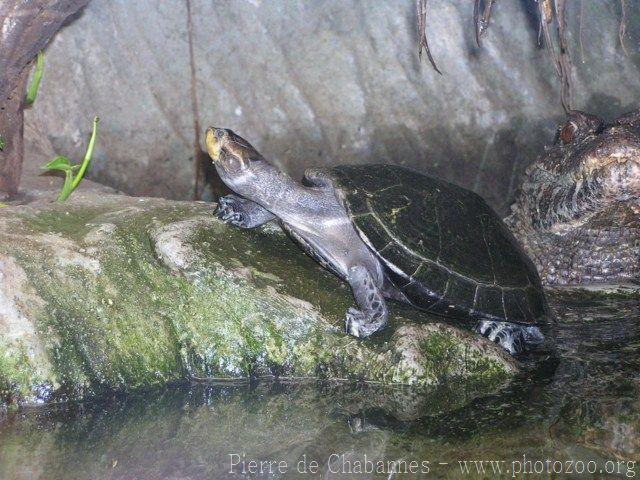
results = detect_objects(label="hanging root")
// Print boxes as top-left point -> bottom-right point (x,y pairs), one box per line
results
412,0 -> 633,113
579,0 -> 585,63
474,0 -> 496,47
416,0 -> 442,74
535,0 -> 573,112
555,0 -> 573,112
620,0 -> 629,56
538,0 -> 562,77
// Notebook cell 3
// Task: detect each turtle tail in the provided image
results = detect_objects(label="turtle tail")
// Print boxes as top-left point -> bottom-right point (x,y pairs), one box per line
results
475,320 -> 545,355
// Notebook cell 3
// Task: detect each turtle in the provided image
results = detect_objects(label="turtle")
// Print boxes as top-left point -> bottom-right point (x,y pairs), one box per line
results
204,127 -> 550,354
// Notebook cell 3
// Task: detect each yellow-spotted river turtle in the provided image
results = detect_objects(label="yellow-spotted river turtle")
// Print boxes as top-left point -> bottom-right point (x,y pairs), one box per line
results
205,127 -> 550,354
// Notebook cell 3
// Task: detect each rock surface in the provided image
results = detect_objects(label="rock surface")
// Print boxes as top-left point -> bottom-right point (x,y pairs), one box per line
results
0,189 -> 516,407
23,0 -> 640,213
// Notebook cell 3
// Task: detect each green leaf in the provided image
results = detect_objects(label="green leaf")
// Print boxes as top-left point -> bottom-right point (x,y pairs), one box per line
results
0,135 -> 5,151
25,51 -> 45,106
42,156 -> 73,172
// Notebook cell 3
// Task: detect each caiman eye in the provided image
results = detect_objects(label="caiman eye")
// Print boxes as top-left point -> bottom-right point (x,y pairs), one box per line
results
559,121 -> 577,144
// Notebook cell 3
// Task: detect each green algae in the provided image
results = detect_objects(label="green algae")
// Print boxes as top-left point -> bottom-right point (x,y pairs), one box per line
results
5,203 -> 336,398
549,285 -> 640,304
19,207 -> 114,239
0,347 -> 34,403
190,222 -> 353,321
418,331 -> 510,388
0,197 -> 515,407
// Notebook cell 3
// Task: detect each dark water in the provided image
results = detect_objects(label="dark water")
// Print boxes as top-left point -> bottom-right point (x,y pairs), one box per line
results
0,290 -> 638,479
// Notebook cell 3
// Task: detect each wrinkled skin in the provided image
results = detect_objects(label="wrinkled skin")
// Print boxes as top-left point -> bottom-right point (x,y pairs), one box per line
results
506,110 -> 640,285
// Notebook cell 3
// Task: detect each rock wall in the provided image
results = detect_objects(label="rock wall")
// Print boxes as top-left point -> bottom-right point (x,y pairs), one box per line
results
23,0 -> 640,213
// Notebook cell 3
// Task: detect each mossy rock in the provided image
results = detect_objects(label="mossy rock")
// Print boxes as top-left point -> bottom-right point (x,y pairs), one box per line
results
0,193 -> 517,407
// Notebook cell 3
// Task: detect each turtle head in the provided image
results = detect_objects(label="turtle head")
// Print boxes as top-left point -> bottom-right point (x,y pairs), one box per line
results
204,127 -> 286,206
204,127 -> 272,196
205,127 -> 265,176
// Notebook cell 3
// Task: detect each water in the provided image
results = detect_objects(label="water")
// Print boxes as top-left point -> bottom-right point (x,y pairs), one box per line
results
0,290 -> 638,479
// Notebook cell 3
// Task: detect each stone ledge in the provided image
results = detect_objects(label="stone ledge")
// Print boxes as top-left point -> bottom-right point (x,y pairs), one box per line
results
0,192 -> 517,407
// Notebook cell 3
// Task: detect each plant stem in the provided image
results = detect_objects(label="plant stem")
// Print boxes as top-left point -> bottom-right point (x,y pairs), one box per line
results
25,51 -> 45,105
71,116 -> 99,190
56,117 -> 99,202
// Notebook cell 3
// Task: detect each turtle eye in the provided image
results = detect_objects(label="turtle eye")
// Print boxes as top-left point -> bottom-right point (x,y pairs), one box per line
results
214,129 -> 226,140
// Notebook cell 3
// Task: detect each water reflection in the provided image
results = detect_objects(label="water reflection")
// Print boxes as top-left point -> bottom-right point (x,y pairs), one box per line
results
0,290 -> 638,479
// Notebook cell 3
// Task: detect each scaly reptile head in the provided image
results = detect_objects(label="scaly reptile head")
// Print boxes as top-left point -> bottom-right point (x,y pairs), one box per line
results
205,127 -> 265,176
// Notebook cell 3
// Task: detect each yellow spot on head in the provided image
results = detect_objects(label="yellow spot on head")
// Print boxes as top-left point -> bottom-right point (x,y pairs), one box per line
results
205,128 -> 221,161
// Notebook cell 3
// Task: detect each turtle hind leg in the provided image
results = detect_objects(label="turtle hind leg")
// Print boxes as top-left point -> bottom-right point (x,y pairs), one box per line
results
217,194 -> 275,228
475,320 -> 545,355
345,265 -> 389,338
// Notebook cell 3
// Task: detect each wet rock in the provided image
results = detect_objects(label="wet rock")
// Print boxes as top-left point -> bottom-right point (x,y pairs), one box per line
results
0,191 -> 516,407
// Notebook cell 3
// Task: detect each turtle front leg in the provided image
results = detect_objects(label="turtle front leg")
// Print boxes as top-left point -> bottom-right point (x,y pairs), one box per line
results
345,265 -> 389,338
217,194 -> 276,228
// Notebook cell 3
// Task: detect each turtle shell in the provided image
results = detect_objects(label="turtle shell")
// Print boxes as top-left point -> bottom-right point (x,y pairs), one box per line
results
323,164 -> 548,324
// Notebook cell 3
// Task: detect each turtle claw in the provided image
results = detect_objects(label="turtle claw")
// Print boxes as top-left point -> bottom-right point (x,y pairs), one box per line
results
216,196 -> 248,227
345,307 -> 385,338
216,194 -> 276,228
